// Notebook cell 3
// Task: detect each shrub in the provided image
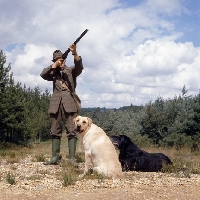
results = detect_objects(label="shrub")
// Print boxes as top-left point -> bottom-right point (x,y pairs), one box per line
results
62,172 -> 76,187
34,154 -> 46,162
6,172 -> 16,185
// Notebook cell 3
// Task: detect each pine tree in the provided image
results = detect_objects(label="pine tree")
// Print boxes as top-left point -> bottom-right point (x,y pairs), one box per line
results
0,50 -> 12,140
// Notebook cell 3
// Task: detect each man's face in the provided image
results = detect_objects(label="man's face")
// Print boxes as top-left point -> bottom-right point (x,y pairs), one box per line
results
55,57 -> 66,68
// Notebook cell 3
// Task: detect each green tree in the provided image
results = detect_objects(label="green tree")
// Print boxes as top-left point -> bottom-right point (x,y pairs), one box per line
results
139,100 -> 167,145
0,50 -> 12,140
3,80 -> 25,141
23,86 -> 50,141
0,50 -> 51,145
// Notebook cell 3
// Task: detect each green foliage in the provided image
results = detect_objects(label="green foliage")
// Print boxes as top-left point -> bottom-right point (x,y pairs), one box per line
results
34,153 -> 46,162
163,133 -> 193,150
6,172 -> 16,185
132,134 -> 152,148
0,50 -> 50,145
82,86 -> 200,149
84,169 -> 106,181
62,172 -> 76,187
60,161 -> 77,187
22,86 -> 50,141
75,152 -> 85,163
0,50 -> 11,92
0,50 -> 11,140
161,158 -> 200,177
0,150 -> 7,157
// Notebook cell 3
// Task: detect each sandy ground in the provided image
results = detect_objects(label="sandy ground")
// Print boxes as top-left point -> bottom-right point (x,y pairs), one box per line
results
0,156 -> 200,200
1,178 -> 200,200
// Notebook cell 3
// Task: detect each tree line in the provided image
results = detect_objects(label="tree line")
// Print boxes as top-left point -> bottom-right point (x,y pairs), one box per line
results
0,50 -> 200,150
0,50 -> 50,145
90,90 -> 200,151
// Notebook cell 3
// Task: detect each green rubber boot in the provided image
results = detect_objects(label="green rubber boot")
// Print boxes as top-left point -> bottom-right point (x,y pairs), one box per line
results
43,137 -> 62,165
68,137 -> 78,167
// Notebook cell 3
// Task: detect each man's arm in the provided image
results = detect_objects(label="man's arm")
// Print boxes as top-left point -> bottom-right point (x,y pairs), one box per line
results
40,59 -> 63,81
69,44 -> 80,61
69,44 -> 83,76
73,57 -> 83,76
40,65 -> 57,81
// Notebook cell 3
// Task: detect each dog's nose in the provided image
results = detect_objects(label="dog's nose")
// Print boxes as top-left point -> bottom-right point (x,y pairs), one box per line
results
77,124 -> 81,129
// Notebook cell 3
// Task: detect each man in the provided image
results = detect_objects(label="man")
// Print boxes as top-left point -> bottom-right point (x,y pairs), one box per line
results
40,44 -> 83,166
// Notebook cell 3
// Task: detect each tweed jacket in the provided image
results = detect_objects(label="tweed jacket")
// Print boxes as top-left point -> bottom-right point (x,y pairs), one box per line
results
40,58 -> 83,114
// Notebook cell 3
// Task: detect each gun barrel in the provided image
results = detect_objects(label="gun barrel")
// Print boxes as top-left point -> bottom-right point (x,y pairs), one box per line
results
62,29 -> 89,60
74,29 -> 89,45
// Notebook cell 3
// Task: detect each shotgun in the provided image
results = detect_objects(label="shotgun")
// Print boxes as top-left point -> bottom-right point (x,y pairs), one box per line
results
62,29 -> 89,60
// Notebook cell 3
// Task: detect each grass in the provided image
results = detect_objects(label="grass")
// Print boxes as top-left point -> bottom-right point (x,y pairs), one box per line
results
162,158 -> 200,177
59,161 -> 78,186
62,172 -> 76,186
33,153 -> 46,162
74,152 -> 85,163
0,150 -> 23,164
83,169 -> 107,182
6,172 -> 16,185
144,146 -> 200,177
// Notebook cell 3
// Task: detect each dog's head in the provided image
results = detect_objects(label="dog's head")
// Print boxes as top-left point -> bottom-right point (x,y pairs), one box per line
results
110,135 -> 134,149
110,136 -> 121,148
73,116 -> 93,136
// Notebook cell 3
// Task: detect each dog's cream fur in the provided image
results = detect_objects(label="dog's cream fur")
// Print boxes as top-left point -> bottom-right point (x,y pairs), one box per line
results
74,116 -> 122,178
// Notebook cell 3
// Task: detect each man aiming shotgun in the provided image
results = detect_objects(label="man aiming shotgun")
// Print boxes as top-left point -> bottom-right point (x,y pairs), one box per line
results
40,29 -> 88,166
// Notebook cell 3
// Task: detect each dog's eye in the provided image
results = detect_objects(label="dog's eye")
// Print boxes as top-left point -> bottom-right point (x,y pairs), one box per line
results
83,121 -> 86,124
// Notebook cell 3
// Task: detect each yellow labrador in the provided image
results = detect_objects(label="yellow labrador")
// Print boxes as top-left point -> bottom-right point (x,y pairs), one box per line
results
74,116 -> 122,179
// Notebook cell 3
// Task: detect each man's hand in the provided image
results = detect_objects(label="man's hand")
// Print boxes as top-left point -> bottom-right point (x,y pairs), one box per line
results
52,58 -> 65,69
69,44 -> 77,55
69,43 -> 80,61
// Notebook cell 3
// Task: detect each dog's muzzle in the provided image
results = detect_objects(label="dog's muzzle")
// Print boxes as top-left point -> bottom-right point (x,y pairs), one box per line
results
112,142 -> 119,147
76,124 -> 84,134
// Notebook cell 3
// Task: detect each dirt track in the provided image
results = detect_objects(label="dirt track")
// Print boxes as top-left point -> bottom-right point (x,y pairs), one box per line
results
1,176 -> 200,200
1,184 -> 200,200
0,157 -> 200,200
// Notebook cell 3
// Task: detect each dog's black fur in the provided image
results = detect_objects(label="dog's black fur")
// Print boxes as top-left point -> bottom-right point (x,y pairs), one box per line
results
110,135 -> 172,172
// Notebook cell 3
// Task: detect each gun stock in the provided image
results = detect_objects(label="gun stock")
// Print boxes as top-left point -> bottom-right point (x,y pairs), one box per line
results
62,29 -> 89,60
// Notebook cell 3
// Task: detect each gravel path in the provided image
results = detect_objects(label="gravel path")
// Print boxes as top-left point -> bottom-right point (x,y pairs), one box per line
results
1,155 -> 200,200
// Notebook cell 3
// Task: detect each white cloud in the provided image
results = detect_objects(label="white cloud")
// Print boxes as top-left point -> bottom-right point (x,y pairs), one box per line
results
1,0 -> 200,108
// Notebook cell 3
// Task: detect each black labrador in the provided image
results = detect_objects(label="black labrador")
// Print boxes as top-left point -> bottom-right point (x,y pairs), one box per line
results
110,135 -> 172,172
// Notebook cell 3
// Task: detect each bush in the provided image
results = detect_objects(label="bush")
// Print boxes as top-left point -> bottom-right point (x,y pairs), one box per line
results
62,172 -> 76,187
34,154 -> 46,162
131,135 -> 153,148
6,172 -> 16,185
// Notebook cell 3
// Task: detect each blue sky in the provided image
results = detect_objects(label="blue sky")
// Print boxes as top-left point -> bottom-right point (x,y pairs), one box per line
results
174,0 -> 200,46
1,0 -> 200,108
120,0 -> 200,46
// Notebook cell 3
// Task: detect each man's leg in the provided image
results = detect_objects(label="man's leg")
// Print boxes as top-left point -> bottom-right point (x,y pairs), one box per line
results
43,136 -> 61,165
43,106 -> 62,165
62,110 -> 78,167
68,137 -> 78,167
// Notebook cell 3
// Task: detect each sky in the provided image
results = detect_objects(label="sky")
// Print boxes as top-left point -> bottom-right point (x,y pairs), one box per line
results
1,0 -> 200,108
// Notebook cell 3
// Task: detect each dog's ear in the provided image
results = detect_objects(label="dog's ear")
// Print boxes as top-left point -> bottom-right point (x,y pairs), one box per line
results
87,117 -> 93,127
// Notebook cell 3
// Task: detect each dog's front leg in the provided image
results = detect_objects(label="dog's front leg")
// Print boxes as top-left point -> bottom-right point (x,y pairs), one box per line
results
79,152 -> 92,178
84,152 -> 92,174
